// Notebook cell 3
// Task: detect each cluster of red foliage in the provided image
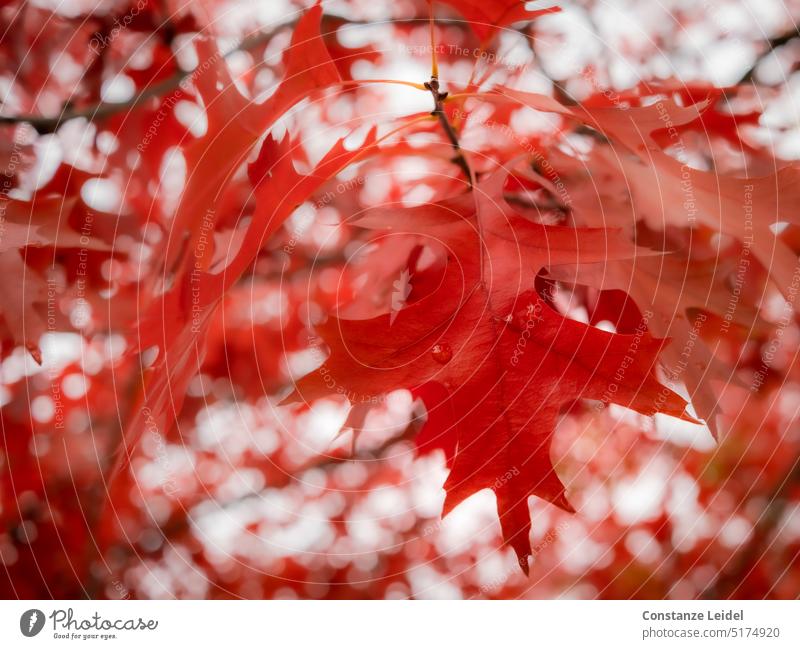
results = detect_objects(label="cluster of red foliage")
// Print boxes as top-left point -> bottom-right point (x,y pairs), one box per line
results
1,0 -> 799,599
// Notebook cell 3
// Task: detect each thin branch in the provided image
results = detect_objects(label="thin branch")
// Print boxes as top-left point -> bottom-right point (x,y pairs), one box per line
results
701,456 -> 800,598
738,26 -> 800,84
0,13 -> 493,134
146,423 -> 419,541
0,25 -> 295,133
424,76 -> 473,187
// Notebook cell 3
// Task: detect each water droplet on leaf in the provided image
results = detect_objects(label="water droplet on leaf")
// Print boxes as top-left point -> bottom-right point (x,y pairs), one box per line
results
431,343 -> 452,364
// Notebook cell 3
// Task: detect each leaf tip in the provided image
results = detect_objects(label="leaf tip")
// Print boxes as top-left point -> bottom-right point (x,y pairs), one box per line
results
26,343 -> 42,365
517,553 -> 531,577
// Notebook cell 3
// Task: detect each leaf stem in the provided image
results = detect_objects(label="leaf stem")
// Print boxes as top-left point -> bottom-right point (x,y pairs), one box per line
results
428,2 -> 439,78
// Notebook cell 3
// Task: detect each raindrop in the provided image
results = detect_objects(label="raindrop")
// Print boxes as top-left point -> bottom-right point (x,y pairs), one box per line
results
431,343 -> 452,364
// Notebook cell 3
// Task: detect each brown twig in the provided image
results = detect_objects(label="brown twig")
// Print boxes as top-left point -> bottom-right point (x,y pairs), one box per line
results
738,27 -> 800,84
424,76 -> 473,187
0,25 -> 295,133
117,421 -> 421,565
701,457 -> 800,598
0,13 -> 497,134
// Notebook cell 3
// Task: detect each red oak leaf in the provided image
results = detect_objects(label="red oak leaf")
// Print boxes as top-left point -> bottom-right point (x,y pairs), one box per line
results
474,86 -> 800,303
287,170 -> 694,571
122,125 -> 387,477
164,1 -> 342,272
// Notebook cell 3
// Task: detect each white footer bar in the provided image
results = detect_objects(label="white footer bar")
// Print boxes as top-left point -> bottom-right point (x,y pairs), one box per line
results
1,600 -> 797,648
